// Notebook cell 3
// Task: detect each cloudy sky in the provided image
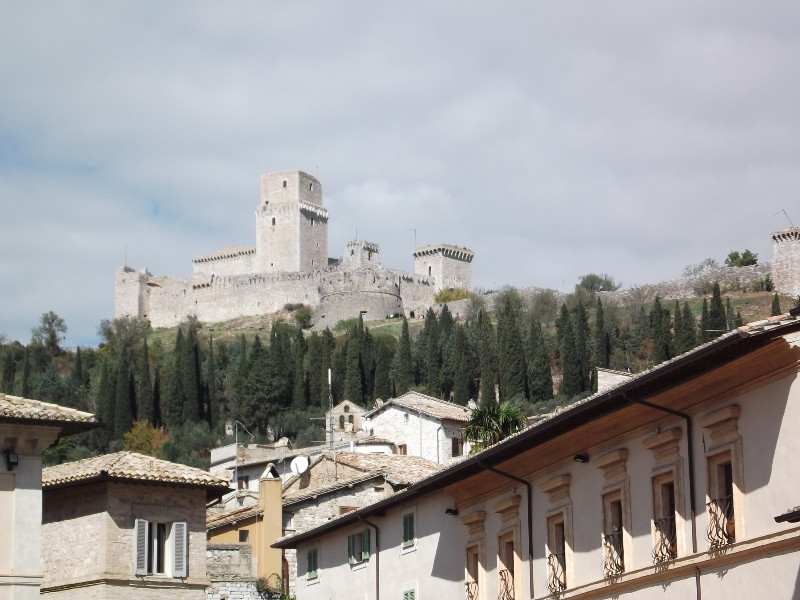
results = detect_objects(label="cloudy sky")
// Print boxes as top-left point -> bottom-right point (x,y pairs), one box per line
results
2,2 -> 799,347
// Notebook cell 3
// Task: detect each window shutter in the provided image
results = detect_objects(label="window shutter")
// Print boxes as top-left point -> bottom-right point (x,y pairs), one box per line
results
361,528 -> 371,560
134,519 -> 149,576
347,534 -> 355,564
403,513 -> 415,545
172,521 -> 188,578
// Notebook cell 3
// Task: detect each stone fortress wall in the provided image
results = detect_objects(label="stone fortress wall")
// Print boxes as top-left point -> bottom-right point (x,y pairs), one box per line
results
115,170 -> 475,329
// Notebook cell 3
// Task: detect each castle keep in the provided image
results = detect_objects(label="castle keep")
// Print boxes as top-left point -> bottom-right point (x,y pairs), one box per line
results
115,170 -> 475,329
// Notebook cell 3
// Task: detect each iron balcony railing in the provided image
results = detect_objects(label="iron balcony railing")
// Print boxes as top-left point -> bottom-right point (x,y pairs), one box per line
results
707,495 -> 735,548
652,516 -> 677,563
498,569 -> 514,600
602,531 -> 624,577
466,581 -> 479,600
547,553 -> 566,594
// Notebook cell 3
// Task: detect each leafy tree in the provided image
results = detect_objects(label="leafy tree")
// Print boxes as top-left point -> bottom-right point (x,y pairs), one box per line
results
123,420 -> 168,456
725,249 -> 758,267
772,293 -> 782,316
683,258 -> 719,276
463,401 -> 526,453
576,273 -> 620,294
31,311 -> 67,356
434,287 -> 473,303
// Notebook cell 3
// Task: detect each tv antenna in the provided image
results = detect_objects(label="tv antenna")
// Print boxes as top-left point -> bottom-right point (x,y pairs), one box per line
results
774,209 -> 795,228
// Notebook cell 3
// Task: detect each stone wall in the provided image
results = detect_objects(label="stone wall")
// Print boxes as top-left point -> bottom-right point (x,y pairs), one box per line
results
41,481 -> 209,599
369,409 -> 464,464
207,544 -> 254,579
205,579 -> 261,600
772,228 -> 800,297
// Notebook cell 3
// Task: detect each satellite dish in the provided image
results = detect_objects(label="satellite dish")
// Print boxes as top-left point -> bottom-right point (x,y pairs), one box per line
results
290,456 -> 309,475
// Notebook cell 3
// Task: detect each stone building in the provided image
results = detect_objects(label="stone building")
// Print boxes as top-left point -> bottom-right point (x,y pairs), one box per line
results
0,394 -> 96,600
41,451 -> 230,600
116,169 -> 474,330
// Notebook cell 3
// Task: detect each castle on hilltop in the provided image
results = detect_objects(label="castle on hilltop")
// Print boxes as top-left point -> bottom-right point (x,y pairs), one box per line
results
115,170 -> 475,329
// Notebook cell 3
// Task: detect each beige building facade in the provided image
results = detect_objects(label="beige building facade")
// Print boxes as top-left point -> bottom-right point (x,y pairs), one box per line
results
0,394 -> 96,600
275,312 -> 800,599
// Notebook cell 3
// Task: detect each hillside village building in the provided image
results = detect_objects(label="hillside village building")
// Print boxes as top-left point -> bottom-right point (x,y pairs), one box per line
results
41,452 -> 230,600
275,310 -> 800,600
0,394 -> 96,600
116,169 -> 474,330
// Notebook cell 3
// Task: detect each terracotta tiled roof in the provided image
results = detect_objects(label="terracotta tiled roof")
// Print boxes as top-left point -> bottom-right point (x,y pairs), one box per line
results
282,452 -> 442,504
0,393 -> 96,425
43,451 -> 230,491
207,504 -> 263,530
366,391 -> 471,422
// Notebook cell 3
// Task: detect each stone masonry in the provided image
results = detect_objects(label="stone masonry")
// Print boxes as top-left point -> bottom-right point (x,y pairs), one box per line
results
116,169 -> 474,330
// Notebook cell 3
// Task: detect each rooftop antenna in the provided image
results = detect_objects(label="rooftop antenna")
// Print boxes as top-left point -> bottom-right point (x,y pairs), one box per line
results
407,228 -> 417,249
233,420 -> 253,491
774,209 -> 795,228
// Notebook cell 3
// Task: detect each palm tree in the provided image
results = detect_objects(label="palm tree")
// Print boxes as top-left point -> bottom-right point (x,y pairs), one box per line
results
463,401 -> 527,454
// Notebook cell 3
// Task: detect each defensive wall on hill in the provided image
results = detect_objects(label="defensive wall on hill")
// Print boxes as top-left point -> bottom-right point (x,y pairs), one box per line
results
115,170 -> 474,329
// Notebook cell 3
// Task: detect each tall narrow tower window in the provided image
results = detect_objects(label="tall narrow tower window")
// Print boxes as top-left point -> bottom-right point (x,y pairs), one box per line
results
282,180 -> 287,188
271,217 -> 276,226
309,182 -> 314,191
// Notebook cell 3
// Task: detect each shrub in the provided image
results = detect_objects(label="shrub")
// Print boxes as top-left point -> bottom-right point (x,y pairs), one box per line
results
434,287 -> 473,304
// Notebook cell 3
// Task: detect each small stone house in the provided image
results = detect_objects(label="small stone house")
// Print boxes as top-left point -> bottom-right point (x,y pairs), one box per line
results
0,393 -> 96,600
364,391 -> 473,463
41,451 -> 230,599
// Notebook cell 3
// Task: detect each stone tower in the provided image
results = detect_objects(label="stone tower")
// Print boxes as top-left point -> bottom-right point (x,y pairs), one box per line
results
413,244 -> 475,292
772,228 -> 800,297
255,170 -> 328,273
343,240 -> 381,269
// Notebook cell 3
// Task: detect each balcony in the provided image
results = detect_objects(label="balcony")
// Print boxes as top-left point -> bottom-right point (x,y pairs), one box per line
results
498,569 -> 514,600
547,553 -> 566,594
652,516 -> 677,563
465,581 -> 478,600
602,531 -> 624,577
707,495 -> 735,548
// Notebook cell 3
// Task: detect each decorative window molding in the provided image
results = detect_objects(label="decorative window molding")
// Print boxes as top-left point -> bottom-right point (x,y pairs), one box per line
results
700,405 -> 744,547
595,450 -> 631,577
644,428 -> 684,561
460,511 -> 487,539
466,544 -> 481,600
541,475 -> 572,592
492,495 -> 521,524
594,449 -> 628,486
494,496 -> 521,599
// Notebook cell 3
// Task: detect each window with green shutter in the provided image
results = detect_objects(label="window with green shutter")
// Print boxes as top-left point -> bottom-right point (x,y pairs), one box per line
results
402,512 -> 415,548
307,547 -> 319,579
347,528 -> 371,565
403,589 -> 416,600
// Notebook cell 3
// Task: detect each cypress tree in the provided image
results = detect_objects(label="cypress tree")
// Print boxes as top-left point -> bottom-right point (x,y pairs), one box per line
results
343,336 -> 364,405
392,318 -> 413,396
594,299 -> 609,368
726,298 -> 736,331
206,336 -> 221,432
95,358 -> 116,447
452,324 -> 471,405
676,302 -> 697,354
772,293 -> 781,316
708,282 -> 726,337
291,328 -> 307,410
700,299 -> 711,343
113,344 -> 134,439
735,311 -> 744,327
320,329 -> 336,408
650,296 -> 672,364
20,346 -> 31,398
0,347 -> 16,394
423,308 -> 440,396
373,338 -> 393,401
135,340 -> 154,424
560,319 -> 582,398
528,320 -> 554,403
497,296 -> 527,402
181,325 -> 202,423
479,313 -> 498,407
572,301 -> 590,391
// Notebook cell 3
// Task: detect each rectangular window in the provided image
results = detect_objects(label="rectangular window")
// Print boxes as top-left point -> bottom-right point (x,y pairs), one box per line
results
397,444 -> 407,456
652,474 -> 677,562
237,475 -> 249,490
402,590 -> 416,600
547,514 -> 567,593
707,452 -> 735,547
602,491 -> 625,576
307,548 -> 319,580
134,519 -> 188,578
451,436 -> 463,457
498,533 -> 516,599
466,545 -> 480,600
347,528 -> 371,565
402,512 -> 416,548
238,529 -> 250,543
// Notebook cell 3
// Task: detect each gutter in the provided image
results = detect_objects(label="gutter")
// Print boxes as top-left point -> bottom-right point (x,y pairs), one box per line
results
478,461 -> 534,598
358,516 -> 380,600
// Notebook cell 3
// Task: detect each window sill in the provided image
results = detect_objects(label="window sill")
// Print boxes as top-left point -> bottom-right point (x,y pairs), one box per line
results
306,575 -> 320,586
350,560 -> 368,571
401,543 -> 417,555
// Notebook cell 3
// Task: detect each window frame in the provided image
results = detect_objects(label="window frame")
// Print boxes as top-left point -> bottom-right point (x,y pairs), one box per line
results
134,518 -> 188,578
306,547 -> 319,582
347,528 -> 371,567
402,510 -> 416,552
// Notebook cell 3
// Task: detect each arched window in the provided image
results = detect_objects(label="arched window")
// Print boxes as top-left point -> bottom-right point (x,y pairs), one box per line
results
348,415 -> 354,424
339,415 -> 345,430
344,405 -> 350,413
309,182 -> 313,191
